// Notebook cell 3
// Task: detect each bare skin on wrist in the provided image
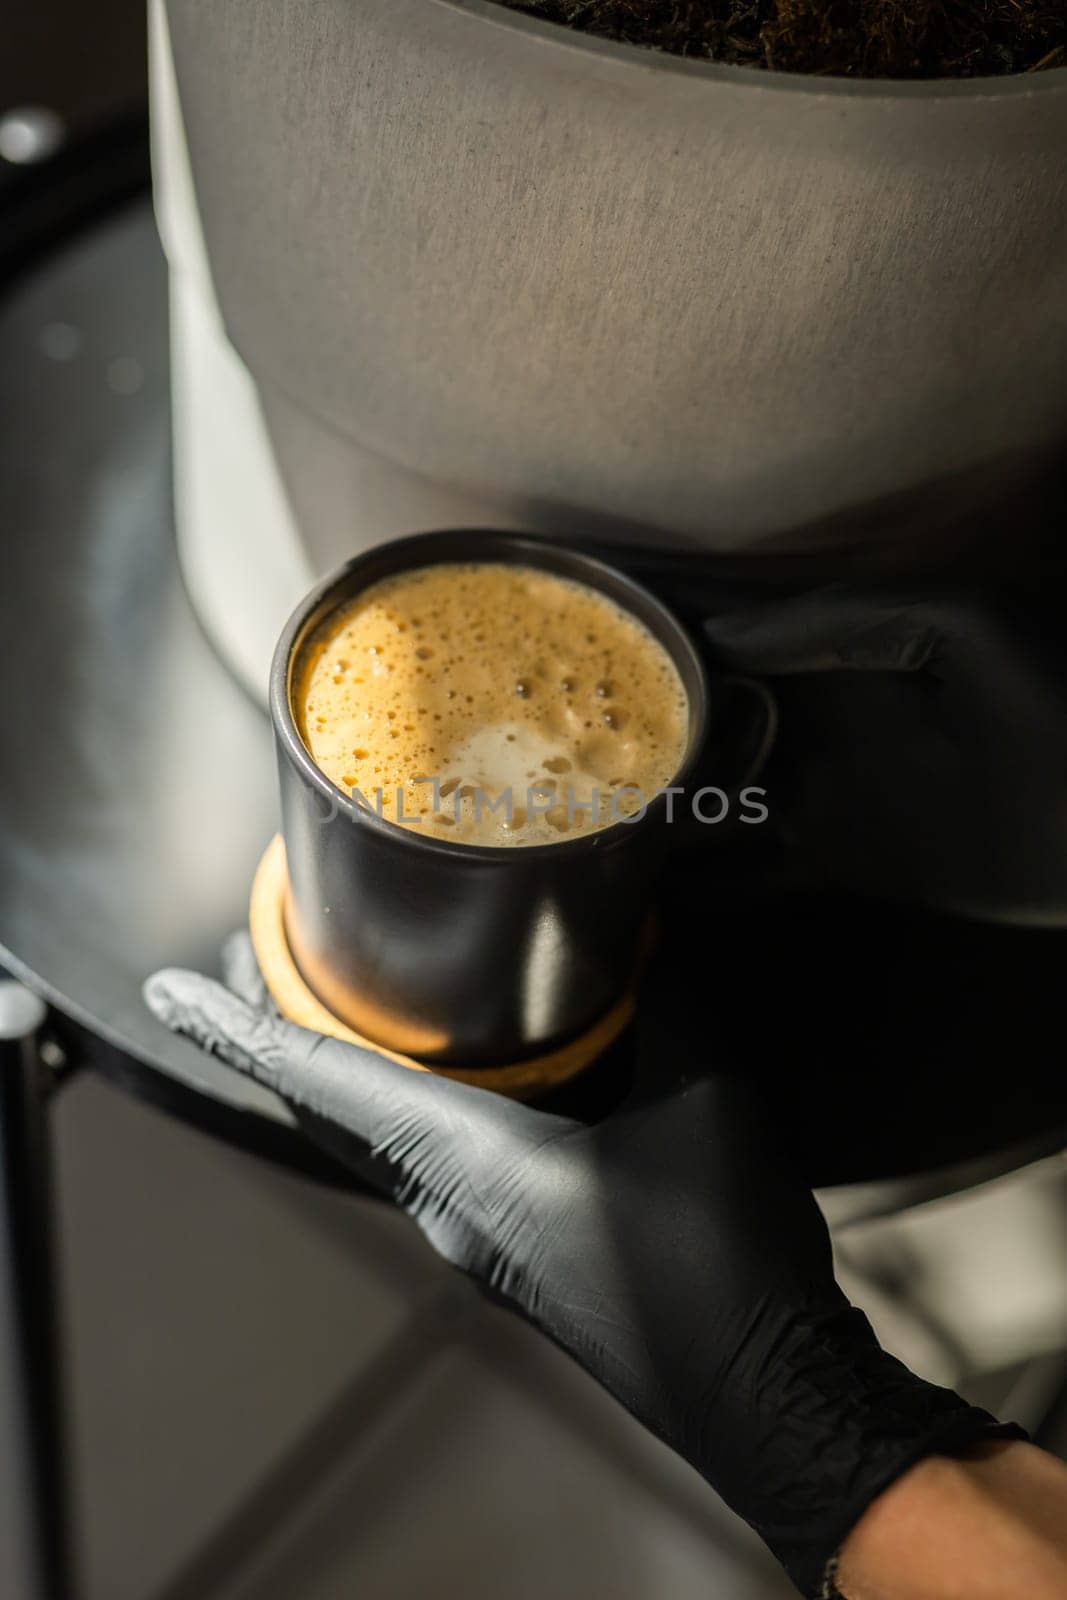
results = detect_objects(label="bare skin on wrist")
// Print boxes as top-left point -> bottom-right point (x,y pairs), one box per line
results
837,1441 -> 1067,1600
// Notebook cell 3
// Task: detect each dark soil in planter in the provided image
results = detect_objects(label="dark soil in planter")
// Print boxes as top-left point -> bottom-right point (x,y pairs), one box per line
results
501,1 -> 1066,78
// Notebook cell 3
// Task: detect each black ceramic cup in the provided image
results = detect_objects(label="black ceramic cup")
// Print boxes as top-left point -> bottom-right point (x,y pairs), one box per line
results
271,530 -> 710,1067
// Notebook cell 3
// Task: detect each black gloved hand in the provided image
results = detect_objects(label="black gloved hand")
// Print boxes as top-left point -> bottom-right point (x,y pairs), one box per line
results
590,544 -> 1067,925
700,582 -> 1067,924
144,932 -> 1022,1598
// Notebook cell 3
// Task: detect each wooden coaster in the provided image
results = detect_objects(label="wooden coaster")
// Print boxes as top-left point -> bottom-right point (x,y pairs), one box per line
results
249,835 -> 636,1100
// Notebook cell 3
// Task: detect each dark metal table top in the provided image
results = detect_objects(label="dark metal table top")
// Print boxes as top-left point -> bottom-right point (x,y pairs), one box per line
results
2,195 -> 1066,1208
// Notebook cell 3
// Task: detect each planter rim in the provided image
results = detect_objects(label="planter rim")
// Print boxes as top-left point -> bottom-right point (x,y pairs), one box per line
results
435,0 -> 1067,102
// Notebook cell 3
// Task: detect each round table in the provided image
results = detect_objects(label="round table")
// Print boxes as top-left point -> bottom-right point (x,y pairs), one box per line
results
5,136 -> 1067,1600
3,187 -> 1067,1221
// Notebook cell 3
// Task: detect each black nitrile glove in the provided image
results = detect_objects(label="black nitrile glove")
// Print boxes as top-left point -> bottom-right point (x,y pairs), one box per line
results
701,583 -> 1067,924
144,932 -> 1023,1598
591,545 -> 1067,925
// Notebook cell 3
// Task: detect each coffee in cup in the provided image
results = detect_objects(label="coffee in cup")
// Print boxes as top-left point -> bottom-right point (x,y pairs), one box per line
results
293,561 -> 689,846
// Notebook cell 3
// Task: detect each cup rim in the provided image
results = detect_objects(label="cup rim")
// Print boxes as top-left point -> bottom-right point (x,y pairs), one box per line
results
270,529 -> 712,864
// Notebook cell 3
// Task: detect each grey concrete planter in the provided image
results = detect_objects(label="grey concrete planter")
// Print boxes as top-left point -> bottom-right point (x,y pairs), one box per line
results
156,0 -> 1067,685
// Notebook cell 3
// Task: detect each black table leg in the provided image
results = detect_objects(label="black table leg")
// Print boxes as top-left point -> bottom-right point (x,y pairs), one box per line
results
0,981 -> 73,1600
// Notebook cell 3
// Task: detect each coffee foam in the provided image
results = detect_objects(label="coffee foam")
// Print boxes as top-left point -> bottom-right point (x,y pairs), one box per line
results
294,562 -> 690,846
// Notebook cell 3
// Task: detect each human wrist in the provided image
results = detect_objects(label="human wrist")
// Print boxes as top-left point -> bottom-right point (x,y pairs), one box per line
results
737,1303 -> 1025,1597
834,1441 -> 1067,1600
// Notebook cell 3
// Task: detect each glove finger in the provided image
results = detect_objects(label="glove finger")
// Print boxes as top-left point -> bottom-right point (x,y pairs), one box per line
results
704,588 -> 939,676
145,967 -> 331,1090
144,967 -> 447,1136
144,966 -> 577,1277
219,930 -> 277,1014
142,968 -> 558,1174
